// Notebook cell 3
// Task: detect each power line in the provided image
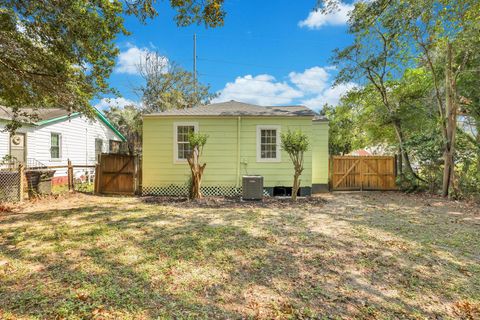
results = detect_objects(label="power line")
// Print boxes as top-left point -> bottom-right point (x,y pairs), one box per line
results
198,72 -> 292,84
197,57 -> 298,72
195,33 -> 344,45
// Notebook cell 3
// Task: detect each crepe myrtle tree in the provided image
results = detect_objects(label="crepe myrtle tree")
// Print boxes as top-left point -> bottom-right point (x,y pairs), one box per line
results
187,132 -> 208,199
281,129 -> 309,201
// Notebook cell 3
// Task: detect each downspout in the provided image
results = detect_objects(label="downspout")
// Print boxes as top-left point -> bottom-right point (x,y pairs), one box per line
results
236,116 -> 241,187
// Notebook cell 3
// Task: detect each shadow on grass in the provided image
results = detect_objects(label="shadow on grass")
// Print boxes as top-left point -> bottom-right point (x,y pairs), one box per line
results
1,207 -> 264,318
313,192 -> 480,316
0,193 -> 478,318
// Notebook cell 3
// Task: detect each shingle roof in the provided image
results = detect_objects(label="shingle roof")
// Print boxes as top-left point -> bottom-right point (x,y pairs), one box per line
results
144,100 -> 317,117
0,106 -> 72,122
0,106 -> 126,141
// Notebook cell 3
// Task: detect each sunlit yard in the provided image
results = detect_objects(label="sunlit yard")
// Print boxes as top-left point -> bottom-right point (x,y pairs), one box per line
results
0,193 -> 479,319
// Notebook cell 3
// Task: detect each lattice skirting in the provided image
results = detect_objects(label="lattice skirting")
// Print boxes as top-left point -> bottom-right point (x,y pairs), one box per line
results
142,185 -> 270,197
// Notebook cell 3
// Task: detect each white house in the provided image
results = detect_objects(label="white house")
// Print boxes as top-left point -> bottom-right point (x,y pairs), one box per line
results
0,107 -> 125,184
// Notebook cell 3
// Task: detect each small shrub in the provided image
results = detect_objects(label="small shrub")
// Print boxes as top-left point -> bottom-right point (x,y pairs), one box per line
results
187,132 -> 208,199
281,129 -> 309,201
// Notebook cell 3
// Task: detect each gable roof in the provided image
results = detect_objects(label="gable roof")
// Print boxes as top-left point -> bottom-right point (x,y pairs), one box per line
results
144,100 -> 317,117
0,106 -> 71,122
0,106 -> 126,141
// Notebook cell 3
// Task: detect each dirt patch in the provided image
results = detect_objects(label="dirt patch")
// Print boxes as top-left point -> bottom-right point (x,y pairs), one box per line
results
141,195 -> 327,208
0,203 -> 14,214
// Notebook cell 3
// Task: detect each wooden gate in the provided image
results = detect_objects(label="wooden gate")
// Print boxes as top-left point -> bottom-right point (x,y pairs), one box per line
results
94,153 -> 140,195
331,156 -> 397,191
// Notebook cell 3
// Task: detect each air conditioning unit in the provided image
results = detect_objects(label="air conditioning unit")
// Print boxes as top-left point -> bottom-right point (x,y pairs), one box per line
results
242,176 -> 263,200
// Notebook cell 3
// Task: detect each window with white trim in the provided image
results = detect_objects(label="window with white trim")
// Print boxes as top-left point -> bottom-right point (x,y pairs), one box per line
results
174,123 -> 198,162
50,133 -> 61,159
95,138 -> 103,161
256,125 -> 280,162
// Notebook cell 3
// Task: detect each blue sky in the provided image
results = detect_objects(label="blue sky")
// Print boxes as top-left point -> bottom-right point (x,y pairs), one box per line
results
95,1 -> 356,111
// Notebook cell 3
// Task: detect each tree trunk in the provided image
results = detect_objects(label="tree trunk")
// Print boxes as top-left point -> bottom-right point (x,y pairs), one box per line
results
187,147 -> 206,199
442,42 -> 458,198
442,152 -> 453,197
392,121 -> 423,182
292,171 -> 300,201
366,65 -> 422,183
397,147 -> 403,176
477,129 -> 480,174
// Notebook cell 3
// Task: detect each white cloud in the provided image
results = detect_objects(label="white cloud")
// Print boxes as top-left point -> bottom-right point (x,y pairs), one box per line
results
94,97 -> 139,110
298,2 -> 354,29
115,45 -> 168,75
288,66 -> 332,93
212,74 -> 303,106
213,66 -> 356,111
301,82 -> 356,109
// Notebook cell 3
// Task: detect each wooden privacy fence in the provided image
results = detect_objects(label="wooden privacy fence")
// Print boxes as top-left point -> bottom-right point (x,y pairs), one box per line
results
331,156 -> 397,191
94,153 -> 141,195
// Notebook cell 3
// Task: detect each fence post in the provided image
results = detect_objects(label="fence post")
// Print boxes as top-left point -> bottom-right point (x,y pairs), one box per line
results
134,155 -> 139,195
394,154 -> 398,178
94,163 -> 100,194
328,156 -> 333,191
67,159 -> 73,192
18,163 -> 24,202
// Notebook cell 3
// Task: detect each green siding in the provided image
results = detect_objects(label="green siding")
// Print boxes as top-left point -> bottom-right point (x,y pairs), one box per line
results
312,121 -> 329,184
143,117 -> 238,187
238,117 -> 312,187
142,116 -> 328,190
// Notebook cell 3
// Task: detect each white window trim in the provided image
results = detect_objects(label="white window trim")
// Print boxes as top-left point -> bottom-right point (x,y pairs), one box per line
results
50,132 -> 62,161
173,122 -> 199,164
95,138 -> 104,157
256,125 -> 281,163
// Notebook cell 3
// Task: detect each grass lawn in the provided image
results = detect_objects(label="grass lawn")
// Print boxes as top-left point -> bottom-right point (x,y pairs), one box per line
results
0,192 -> 479,319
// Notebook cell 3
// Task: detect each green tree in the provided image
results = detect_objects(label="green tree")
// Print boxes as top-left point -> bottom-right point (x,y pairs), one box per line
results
332,2 -> 422,181
281,129 -> 309,201
321,89 -> 374,156
403,0 -> 478,196
330,0 -> 480,196
456,47 -> 480,197
0,0 -> 225,131
103,52 -> 217,156
104,105 -> 143,154
327,67 -> 443,190
187,132 -> 208,199
138,52 -> 217,113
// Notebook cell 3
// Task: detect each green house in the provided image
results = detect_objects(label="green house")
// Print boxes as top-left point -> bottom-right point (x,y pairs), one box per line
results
142,101 -> 329,196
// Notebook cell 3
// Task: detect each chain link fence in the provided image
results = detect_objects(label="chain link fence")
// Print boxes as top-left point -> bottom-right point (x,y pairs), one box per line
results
0,169 -> 22,202
0,161 -> 98,202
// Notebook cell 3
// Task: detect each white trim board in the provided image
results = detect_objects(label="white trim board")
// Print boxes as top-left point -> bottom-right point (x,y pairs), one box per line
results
173,122 -> 199,164
256,125 -> 281,163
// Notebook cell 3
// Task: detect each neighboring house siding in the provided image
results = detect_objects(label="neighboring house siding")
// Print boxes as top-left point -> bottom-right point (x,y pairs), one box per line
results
142,116 -> 320,193
0,121 -> 35,161
0,115 -> 121,178
312,121 -> 329,188
0,121 -> 10,158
